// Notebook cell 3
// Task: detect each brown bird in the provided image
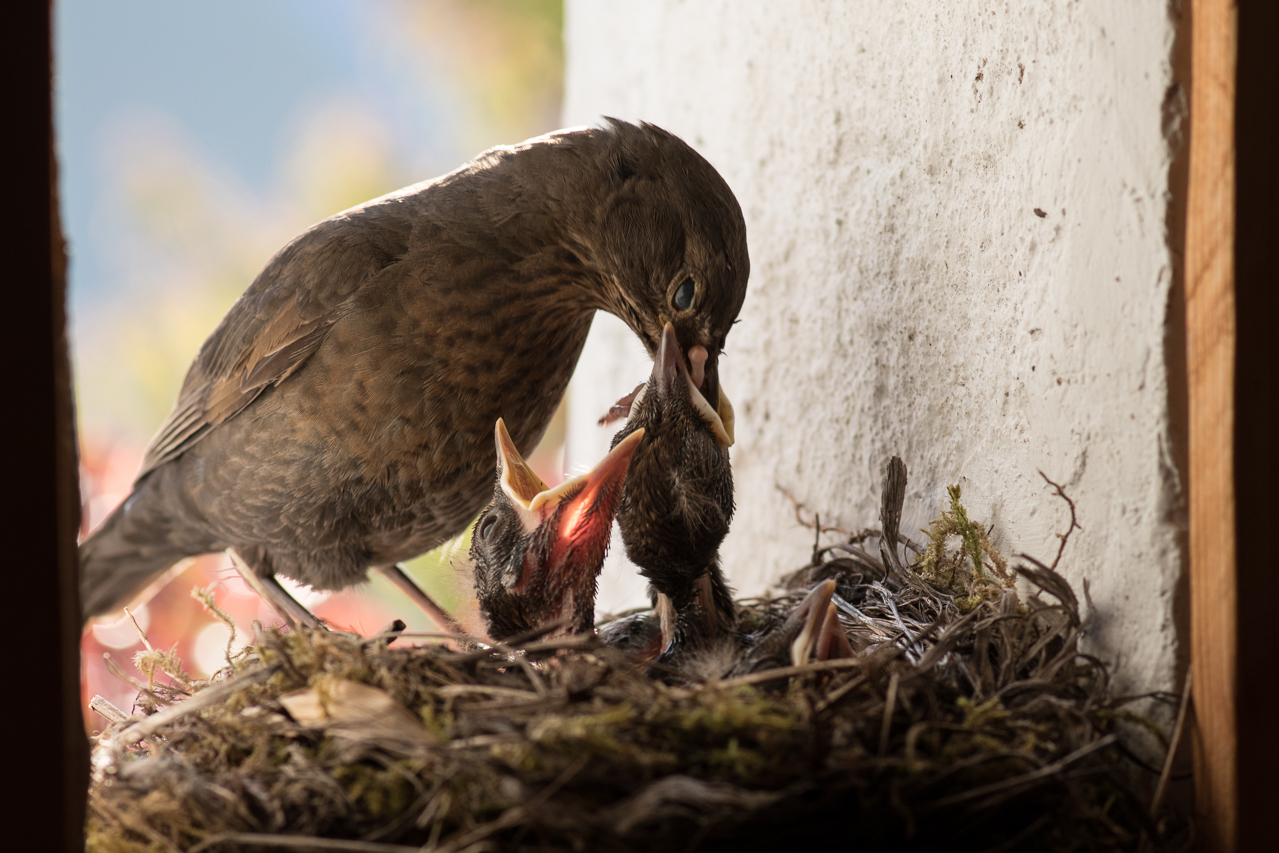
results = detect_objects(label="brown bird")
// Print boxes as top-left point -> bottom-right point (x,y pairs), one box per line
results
462,420 -> 643,642
608,322 -> 737,661
79,119 -> 748,625
601,324 -> 853,677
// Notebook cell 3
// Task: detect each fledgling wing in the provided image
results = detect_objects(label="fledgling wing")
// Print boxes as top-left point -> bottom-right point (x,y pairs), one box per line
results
137,199 -> 418,477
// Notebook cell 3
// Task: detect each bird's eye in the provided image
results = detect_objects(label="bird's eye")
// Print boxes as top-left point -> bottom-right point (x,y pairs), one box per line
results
477,515 -> 497,540
673,277 -> 696,311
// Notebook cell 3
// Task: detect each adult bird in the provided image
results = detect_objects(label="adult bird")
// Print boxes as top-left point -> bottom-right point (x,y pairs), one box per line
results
606,322 -> 737,661
461,419 -> 643,642
79,119 -> 749,625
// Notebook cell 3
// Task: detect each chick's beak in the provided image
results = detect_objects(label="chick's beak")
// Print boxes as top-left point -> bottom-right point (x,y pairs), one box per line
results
495,418 -> 550,520
693,347 -> 724,425
656,323 -> 735,446
788,580 -> 857,667
495,417 -> 644,560
552,427 -> 645,549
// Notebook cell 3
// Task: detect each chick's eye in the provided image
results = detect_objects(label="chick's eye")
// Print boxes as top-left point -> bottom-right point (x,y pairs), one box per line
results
477,515 -> 497,540
673,277 -> 696,311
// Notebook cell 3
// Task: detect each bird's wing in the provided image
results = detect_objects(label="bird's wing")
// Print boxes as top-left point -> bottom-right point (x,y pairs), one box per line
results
137,207 -> 410,477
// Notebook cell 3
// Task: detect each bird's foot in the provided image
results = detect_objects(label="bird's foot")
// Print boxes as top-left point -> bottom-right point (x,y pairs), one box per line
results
227,548 -> 324,632
373,563 -> 464,637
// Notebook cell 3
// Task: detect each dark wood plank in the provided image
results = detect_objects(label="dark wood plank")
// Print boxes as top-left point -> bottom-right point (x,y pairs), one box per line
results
0,1 -> 87,849
1233,1 -> 1279,848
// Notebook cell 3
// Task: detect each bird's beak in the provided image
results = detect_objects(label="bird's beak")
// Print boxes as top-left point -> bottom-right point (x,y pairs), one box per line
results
699,356 -> 728,437
495,417 -> 644,541
680,328 -> 734,447
545,427 -> 644,549
654,323 -> 735,446
788,580 -> 856,666
496,418 -> 551,517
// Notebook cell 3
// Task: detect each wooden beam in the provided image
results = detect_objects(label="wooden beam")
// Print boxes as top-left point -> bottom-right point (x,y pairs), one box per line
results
1185,0 -> 1237,850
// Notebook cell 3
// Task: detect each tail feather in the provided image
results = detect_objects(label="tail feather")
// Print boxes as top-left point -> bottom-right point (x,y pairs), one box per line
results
79,475 -> 214,622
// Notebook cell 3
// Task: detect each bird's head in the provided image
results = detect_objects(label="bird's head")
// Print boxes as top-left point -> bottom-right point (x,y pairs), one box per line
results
584,120 -> 748,431
612,323 -> 735,596
469,419 -> 644,642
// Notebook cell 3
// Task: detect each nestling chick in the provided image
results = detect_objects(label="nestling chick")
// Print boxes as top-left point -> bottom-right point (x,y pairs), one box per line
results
597,581 -> 856,682
722,580 -> 856,678
464,419 -> 644,642
610,322 -> 737,660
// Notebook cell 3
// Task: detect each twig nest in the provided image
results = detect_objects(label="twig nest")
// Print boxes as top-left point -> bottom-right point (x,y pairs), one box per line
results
87,479 -> 1187,852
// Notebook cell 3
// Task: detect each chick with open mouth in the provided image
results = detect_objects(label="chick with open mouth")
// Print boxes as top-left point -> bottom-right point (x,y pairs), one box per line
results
463,419 -> 644,643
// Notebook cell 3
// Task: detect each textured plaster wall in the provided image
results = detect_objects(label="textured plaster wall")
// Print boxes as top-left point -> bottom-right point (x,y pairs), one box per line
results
562,1 -> 1183,694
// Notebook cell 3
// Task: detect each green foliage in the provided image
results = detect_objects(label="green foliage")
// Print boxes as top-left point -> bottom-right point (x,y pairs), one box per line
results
948,484 -> 985,580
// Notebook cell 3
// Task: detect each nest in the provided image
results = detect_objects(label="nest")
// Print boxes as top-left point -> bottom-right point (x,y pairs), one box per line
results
87,461 -> 1189,852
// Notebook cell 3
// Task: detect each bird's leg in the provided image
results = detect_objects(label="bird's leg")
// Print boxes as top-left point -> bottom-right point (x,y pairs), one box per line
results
696,573 -> 720,638
694,570 -> 736,637
655,592 -> 677,655
655,568 -> 734,664
373,563 -> 464,635
227,548 -> 323,631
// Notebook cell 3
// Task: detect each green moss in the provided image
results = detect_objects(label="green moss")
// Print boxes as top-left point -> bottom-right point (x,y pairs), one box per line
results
335,764 -> 416,818
959,695 -> 1009,729
915,485 -> 1013,609
491,741 -> 541,775
418,701 -> 455,740
526,703 -> 677,771
654,687 -> 798,742
86,827 -> 164,853
948,485 -> 986,580
705,736 -> 766,777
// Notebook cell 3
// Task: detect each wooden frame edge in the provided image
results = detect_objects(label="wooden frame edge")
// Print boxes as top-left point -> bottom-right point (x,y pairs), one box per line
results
1186,0 -> 1237,850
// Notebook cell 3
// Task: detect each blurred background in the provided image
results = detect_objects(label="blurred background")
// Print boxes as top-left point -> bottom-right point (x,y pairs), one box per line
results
57,0 -> 565,729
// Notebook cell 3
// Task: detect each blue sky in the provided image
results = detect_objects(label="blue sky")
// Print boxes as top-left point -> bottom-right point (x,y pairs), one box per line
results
54,1 -> 482,444
55,0 -> 457,315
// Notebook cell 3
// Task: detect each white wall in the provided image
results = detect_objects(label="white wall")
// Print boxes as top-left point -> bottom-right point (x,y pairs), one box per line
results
564,1 -> 1183,694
